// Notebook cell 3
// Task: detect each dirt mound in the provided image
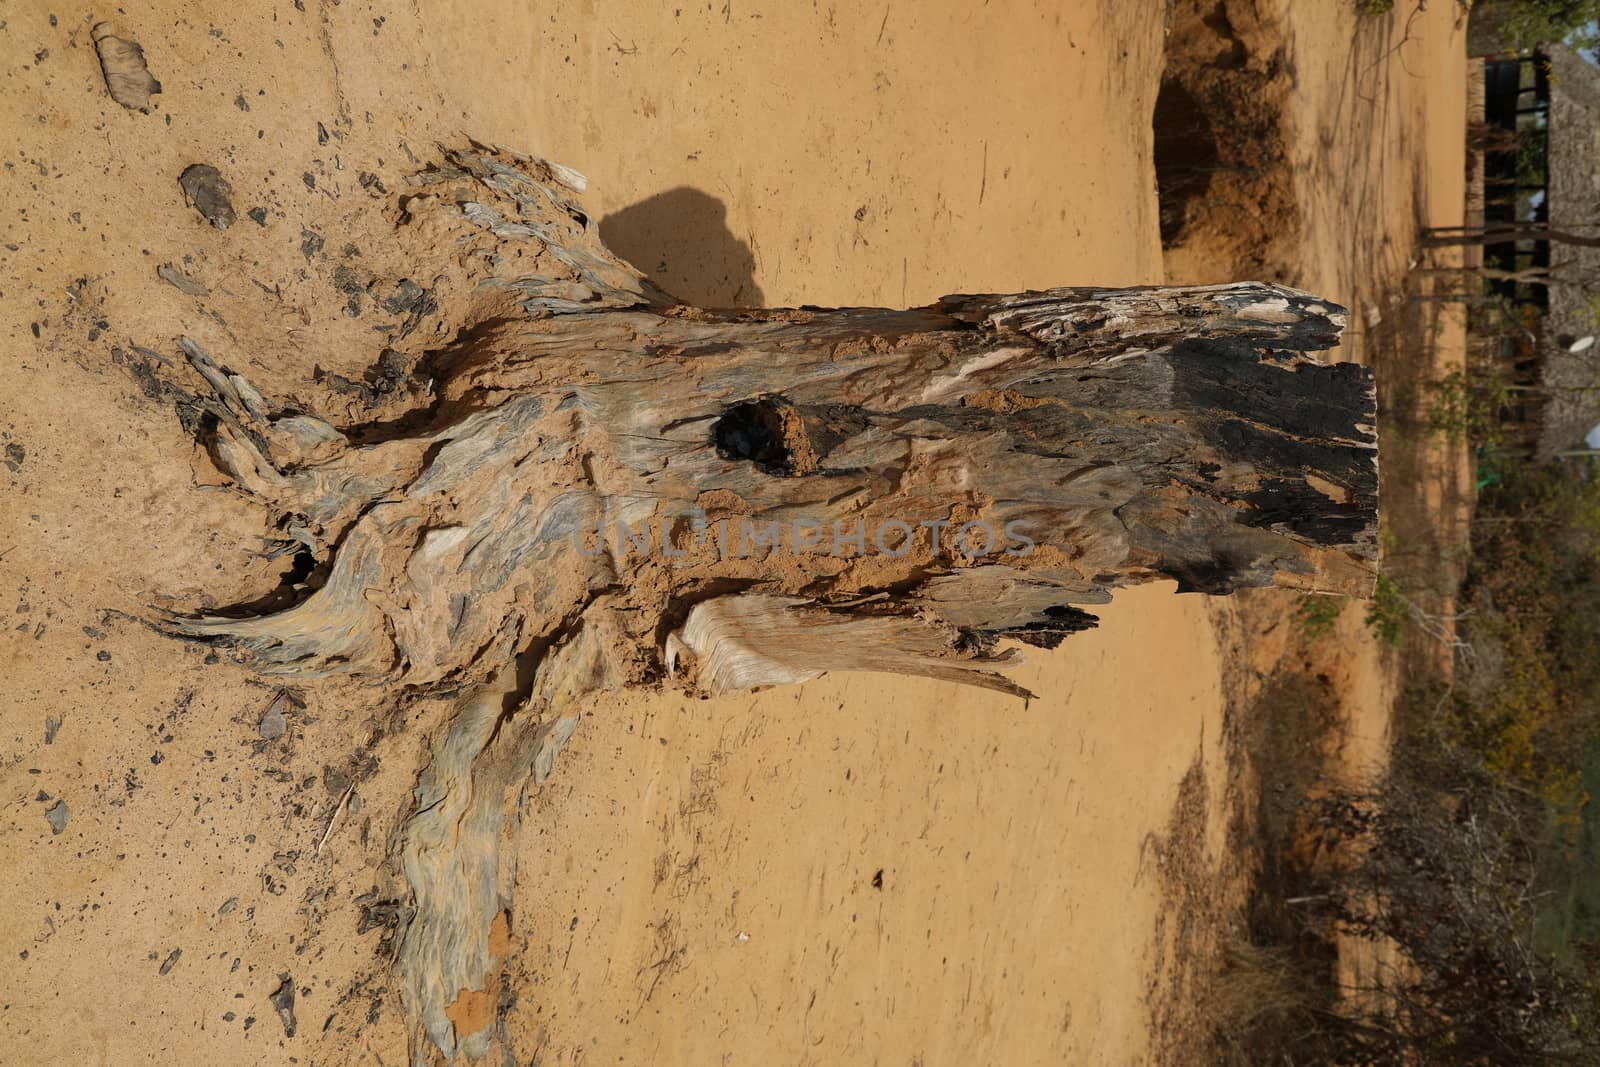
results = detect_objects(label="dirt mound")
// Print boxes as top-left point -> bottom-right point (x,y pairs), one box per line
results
1155,0 -> 1301,285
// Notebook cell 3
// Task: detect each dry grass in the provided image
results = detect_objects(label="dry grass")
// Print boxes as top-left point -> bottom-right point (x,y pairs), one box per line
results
1209,940 -> 1321,1065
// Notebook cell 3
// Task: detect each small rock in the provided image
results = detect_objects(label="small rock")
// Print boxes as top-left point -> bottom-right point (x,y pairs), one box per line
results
45,799 -> 69,834
258,691 -> 293,740
322,764 -> 351,796
247,207 -> 267,226
44,716 -> 61,744
179,164 -> 237,229
92,22 -> 162,113
159,947 -> 182,975
382,279 -> 428,315
259,706 -> 286,740
270,973 -> 297,1036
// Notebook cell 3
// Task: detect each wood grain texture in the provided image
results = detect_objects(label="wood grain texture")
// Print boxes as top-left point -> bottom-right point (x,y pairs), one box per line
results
158,144 -> 1376,1064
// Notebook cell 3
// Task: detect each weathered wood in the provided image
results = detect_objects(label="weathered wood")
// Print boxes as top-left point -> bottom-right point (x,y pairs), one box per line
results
170,282 -> 1374,684
92,21 -> 161,113
397,603 -> 623,1060
158,144 -> 1376,1064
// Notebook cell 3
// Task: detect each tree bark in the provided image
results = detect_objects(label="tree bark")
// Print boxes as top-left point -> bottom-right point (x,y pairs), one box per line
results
159,144 -> 1377,1063
1426,223 -> 1600,249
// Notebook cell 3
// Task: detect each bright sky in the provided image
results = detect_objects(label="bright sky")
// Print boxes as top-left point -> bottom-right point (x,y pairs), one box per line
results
1580,20 -> 1599,63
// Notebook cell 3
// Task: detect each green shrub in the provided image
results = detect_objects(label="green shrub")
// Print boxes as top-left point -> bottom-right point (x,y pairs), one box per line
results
1294,594 -> 1343,640
1365,572 -> 1407,646
1425,368 -> 1516,448
1462,459 -> 1600,799
1472,0 -> 1600,49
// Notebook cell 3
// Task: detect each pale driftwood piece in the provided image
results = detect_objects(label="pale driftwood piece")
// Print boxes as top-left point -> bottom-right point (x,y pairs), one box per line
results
158,144 -> 1376,1064
92,22 -> 161,113
666,593 -> 1029,695
398,603 -> 624,1062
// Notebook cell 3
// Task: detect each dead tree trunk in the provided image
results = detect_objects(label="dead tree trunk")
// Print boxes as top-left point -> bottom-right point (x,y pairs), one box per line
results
159,144 -> 1376,1063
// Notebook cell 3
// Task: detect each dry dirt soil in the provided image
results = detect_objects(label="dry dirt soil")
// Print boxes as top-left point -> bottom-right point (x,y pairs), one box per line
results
0,1 -> 1465,1064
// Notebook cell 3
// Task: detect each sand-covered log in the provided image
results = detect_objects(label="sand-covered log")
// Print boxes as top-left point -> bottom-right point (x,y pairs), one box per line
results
159,145 -> 1376,1063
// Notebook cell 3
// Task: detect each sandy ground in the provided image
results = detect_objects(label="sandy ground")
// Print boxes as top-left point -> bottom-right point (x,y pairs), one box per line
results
1275,0 -> 1472,776
0,1 -> 1463,1064
1202,0 -> 1473,1004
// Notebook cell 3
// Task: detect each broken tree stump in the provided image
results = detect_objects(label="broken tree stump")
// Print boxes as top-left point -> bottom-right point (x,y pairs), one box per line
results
159,144 -> 1376,1063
